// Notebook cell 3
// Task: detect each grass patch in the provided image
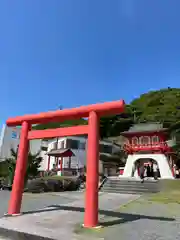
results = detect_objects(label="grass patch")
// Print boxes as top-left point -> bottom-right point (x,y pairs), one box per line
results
147,180 -> 180,204
108,180 -> 180,206
148,191 -> 180,204
160,179 -> 180,191
120,201 -> 140,210
74,223 -> 103,236
117,180 -> 180,205
119,196 -> 143,210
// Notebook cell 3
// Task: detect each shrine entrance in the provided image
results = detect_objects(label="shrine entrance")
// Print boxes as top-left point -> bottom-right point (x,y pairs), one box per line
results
122,153 -> 174,179
132,158 -> 161,178
6,99 -> 125,228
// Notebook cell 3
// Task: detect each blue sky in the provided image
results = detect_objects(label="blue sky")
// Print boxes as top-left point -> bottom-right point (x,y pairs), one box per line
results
0,0 -> 180,128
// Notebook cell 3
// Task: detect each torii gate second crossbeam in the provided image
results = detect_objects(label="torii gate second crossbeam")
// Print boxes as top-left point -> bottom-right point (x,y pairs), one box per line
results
6,99 -> 125,228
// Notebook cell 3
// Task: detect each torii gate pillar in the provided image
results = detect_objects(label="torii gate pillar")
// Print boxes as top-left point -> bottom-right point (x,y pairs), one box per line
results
84,111 -> 99,227
8,121 -> 29,215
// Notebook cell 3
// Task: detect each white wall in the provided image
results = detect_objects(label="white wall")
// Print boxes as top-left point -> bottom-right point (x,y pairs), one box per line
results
122,154 -> 174,179
0,125 -> 47,170
0,124 -> 20,161
47,137 -> 87,172
29,139 -> 48,171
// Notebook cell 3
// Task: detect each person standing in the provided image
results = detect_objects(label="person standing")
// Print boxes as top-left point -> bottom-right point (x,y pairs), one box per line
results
175,168 -> 180,178
153,162 -> 158,180
139,164 -> 145,183
131,163 -> 136,177
150,161 -> 154,177
146,164 -> 151,178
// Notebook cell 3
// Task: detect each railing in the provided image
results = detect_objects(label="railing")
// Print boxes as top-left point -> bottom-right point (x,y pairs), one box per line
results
98,176 -> 108,190
123,142 -> 171,153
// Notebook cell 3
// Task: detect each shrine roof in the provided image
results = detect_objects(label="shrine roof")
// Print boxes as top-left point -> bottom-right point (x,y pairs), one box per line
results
46,148 -> 75,157
121,123 -> 168,135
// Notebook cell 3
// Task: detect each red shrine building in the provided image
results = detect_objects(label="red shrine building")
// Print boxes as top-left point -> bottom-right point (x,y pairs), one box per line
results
121,123 -> 176,179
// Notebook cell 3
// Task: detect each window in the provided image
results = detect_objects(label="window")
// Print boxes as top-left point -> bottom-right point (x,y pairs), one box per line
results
139,136 -> 150,145
152,136 -> 159,144
66,139 -> 79,149
41,146 -> 48,151
132,137 -> 139,145
79,142 -> 86,150
72,170 -> 77,176
99,144 -> 112,154
12,131 -> 18,139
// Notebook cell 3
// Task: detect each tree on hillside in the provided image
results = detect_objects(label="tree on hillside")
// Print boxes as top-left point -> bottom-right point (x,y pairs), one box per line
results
100,105 -> 134,139
100,88 -> 180,139
33,118 -> 87,130
130,88 -> 180,126
6,148 -> 42,185
0,161 -> 9,178
100,115 -> 118,139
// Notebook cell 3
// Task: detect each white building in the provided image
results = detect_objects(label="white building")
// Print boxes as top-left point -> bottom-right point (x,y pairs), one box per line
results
0,125 -> 121,176
0,125 -> 21,161
0,124 -> 43,161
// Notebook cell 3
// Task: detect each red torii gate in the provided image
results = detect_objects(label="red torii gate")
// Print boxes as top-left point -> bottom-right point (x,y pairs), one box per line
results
6,99 -> 125,228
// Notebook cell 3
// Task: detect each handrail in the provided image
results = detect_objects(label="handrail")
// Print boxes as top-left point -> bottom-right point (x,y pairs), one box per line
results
98,176 -> 108,190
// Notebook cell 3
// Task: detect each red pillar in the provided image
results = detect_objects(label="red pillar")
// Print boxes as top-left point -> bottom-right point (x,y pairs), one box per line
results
84,111 -> 99,228
8,121 -> 29,215
55,157 -> 59,171
60,157 -> 63,175
47,156 -> 50,171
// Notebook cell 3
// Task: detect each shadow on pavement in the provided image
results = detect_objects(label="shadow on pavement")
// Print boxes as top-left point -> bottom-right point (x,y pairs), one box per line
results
20,204 -> 175,227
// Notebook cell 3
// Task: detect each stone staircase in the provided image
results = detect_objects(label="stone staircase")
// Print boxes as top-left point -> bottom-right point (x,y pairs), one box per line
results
100,177 -> 161,194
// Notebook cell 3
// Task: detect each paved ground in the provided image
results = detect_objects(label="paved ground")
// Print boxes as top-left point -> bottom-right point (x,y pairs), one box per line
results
0,191 -> 139,239
1,191 -> 180,239
97,197 -> 180,240
0,191 -> 84,216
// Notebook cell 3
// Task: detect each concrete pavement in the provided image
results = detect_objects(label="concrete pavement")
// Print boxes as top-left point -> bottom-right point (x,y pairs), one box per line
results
0,191 -> 139,239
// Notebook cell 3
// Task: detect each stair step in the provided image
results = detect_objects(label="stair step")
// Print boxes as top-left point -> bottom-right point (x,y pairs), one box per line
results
106,182 -> 158,187
104,182 -> 159,187
101,189 -> 156,194
102,185 -> 155,191
102,189 -> 149,193
105,184 -> 158,188
104,186 -> 159,191
104,188 -> 158,193
100,178 -> 161,194
109,177 -> 158,182
107,180 -> 158,184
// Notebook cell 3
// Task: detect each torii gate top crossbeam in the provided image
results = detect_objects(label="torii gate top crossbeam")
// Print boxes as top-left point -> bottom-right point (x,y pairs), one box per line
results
6,100 -> 125,127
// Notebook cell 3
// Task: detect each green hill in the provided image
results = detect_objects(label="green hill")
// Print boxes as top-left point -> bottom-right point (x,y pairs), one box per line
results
130,87 -> 180,126
33,118 -> 87,130
100,88 -> 180,139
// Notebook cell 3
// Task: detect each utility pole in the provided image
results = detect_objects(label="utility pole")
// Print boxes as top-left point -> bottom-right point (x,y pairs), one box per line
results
56,106 -> 63,149
56,106 -> 63,171
131,107 -> 136,122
